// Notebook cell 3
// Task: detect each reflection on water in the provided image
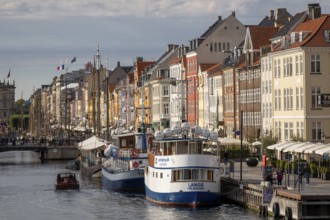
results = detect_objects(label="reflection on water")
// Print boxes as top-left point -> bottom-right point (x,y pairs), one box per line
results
0,151 -> 40,164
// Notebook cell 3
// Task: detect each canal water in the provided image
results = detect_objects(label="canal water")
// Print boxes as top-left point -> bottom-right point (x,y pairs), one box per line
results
0,152 -> 268,220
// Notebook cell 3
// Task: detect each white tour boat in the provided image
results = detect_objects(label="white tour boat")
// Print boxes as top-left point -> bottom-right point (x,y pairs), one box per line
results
144,123 -> 221,207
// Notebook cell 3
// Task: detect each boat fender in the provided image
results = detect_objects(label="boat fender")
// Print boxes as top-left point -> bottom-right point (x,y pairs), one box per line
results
133,161 -> 139,168
272,202 -> 280,218
285,207 -> 292,220
130,149 -> 139,158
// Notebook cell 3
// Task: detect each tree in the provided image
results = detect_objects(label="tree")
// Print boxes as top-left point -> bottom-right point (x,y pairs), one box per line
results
13,99 -> 29,115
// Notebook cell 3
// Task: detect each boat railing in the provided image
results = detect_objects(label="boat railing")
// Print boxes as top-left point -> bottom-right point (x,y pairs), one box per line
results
111,157 -> 130,172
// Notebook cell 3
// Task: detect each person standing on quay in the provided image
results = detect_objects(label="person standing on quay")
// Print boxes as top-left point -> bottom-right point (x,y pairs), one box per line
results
276,169 -> 283,185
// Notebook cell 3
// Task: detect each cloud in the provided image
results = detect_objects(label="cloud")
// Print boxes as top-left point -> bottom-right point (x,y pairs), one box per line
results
0,0 -> 256,19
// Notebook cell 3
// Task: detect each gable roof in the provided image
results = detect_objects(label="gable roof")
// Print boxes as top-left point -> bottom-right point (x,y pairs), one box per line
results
290,15 -> 330,48
248,26 -> 279,50
200,16 -> 225,38
271,11 -> 308,39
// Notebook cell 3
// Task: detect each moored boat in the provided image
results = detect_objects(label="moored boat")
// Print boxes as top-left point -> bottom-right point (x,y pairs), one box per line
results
78,135 -> 108,178
102,127 -> 151,193
144,123 -> 221,207
54,172 -> 80,190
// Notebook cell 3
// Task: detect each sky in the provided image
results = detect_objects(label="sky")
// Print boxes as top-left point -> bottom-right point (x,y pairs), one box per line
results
1,0 -> 330,100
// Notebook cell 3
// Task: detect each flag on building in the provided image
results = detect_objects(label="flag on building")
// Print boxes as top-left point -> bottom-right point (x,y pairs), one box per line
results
57,65 -> 64,70
7,69 -> 10,78
71,57 -> 76,63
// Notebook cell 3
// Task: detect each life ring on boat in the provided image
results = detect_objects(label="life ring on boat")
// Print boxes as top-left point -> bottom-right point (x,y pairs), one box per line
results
130,149 -> 139,158
133,161 -> 139,168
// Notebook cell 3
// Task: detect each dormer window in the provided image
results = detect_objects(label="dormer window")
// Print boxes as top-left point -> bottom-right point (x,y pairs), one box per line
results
324,30 -> 330,42
290,32 -> 296,44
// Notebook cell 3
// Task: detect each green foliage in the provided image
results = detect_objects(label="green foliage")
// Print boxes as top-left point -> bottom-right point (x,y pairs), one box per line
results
292,134 -> 305,142
309,162 -> 317,174
9,114 -> 29,130
13,99 -> 30,115
261,135 -> 278,153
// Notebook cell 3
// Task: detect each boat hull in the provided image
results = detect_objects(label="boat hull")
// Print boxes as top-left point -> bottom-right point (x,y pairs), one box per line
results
54,183 -> 80,190
102,166 -> 145,193
145,185 -> 220,207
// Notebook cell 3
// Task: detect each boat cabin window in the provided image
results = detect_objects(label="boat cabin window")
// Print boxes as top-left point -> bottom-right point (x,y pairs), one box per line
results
172,169 -> 214,182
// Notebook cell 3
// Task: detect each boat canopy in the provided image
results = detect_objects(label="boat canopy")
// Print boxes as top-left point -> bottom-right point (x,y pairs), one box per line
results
78,135 -> 107,151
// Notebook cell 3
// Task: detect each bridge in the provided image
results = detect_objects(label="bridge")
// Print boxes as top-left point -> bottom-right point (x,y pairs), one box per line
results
0,145 -> 48,163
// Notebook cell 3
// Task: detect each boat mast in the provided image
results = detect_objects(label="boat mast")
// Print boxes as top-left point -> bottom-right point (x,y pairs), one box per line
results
95,44 -> 102,138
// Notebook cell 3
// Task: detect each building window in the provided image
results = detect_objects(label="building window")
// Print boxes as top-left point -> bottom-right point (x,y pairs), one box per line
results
311,54 -> 320,74
324,30 -> 330,42
296,121 -> 300,138
163,85 -> 169,96
210,78 -> 214,95
300,55 -> 303,74
214,42 -> 217,51
300,87 -> 304,110
210,42 -> 213,52
288,57 -> 293,76
163,103 -> 169,115
296,87 -> 300,110
312,121 -> 322,141
283,58 -> 287,77
284,122 -> 289,141
227,42 -> 230,51
274,60 -> 277,78
218,42 -> 221,51
311,86 -> 321,109
295,55 -> 299,75
289,122 -> 294,141
278,89 -> 281,111
278,59 -> 281,78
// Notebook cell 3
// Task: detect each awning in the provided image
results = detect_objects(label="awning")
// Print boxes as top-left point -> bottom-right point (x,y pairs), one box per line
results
283,142 -> 310,153
275,142 -> 296,151
267,141 -> 289,150
314,144 -> 330,155
218,137 -> 249,146
304,143 -> 329,154
78,135 -> 108,151
294,142 -> 323,154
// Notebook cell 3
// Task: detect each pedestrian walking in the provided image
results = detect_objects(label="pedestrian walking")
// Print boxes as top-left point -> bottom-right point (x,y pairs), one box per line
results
276,169 -> 283,185
304,164 -> 311,186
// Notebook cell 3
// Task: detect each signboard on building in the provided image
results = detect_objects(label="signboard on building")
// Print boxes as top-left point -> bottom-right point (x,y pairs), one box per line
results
318,94 -> 330,107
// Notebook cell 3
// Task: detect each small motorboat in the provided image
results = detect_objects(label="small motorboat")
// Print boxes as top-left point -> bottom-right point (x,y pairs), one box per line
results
54,173 -> 80,190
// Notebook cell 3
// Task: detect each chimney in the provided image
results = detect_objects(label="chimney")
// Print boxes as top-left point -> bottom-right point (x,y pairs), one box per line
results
117,61 -> 120,67
275,8 -> 290,27
232,11 -> 236,17
218,16 -> 222,21
136,57 -> 143,62
308,3 -> 321,19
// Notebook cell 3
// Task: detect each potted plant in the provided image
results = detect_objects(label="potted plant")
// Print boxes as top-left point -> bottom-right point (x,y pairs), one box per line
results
309,163 -> 317,178
321,167 -> 330,180
317,166 -> 323,179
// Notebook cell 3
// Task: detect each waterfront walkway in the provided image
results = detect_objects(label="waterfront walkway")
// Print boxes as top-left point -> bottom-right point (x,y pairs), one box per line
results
226,161 -> 330,196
